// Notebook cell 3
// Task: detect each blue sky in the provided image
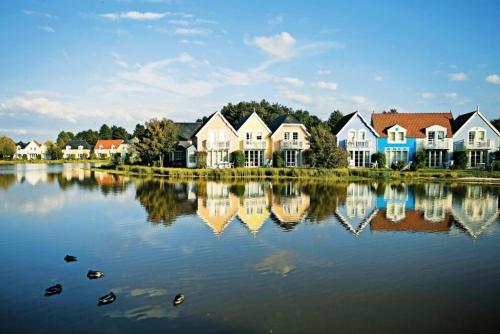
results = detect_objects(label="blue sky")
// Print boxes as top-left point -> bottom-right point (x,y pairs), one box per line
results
0,0 -> 499,140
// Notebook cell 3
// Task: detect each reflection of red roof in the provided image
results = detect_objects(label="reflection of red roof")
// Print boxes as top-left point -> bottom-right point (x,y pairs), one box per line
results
94,139 -> 124,150
371,112 -> 453,138
371,210 -> 451,232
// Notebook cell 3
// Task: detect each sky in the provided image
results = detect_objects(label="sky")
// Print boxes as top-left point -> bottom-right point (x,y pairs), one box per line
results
0,0 -> 499,141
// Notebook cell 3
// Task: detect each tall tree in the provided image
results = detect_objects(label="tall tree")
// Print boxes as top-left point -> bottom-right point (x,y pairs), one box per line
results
99,124 -> 112,139
45,140 -> 63,160
133,123 -> 146,139
307,126 -> 349,168
0,136 -> 16,159
326,110 -> 344,132
75,129 -> 99,146
56,131 -> 74,148
135,118 -> 179,167
111,125 -> 129,140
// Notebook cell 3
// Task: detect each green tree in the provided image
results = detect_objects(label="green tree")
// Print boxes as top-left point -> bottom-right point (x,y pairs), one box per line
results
491,118 -> 500,131
232,150 -> 245,167
46,141 -> 63,160
307,126 -> 349,168
75,129 -> 99,146
0,136 -> 16,160
56,131 -> 74,148
326,110 -> 344,132
135,118 -> 179,167
453,151 -> 468,169
196,151 -> 207,168
412,150 -> 428,170
133,123 -> 146,139
371,152 -> 386,168
99,124 -> 112,139
273,150 -> 284,167
111,125 -> 129,140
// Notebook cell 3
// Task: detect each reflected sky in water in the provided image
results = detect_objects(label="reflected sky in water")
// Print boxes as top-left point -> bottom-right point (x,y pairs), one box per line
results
0,164 -> 499,333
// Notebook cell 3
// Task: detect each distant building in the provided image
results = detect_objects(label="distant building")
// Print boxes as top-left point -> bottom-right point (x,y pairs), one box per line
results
94,139 -> 128,159
62,140 -> 92,159
15,140 -> 46,160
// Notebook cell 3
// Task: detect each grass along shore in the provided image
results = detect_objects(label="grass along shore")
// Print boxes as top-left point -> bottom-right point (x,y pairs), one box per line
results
0,159 -> 105,165
93,164 -> 500,182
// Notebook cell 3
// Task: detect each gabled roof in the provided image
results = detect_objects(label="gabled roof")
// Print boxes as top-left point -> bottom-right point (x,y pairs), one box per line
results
371,210 -> 452,233
268,114 -> 301,132
193,111 -> 238,137
332,111 -> 379,137
175,122 -> 203,140
94,139 -> 124,150
234,112 -> 272,133
371,112 -> 453,138
16,141 -> 28,149
65,140 -> 92,150
452,109 -> 500,137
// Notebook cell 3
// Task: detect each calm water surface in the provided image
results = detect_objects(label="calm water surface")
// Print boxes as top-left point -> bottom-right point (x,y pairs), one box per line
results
1,164 -> 499,333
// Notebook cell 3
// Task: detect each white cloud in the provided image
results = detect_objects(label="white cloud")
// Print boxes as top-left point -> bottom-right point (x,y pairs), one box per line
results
169,19 -> 190,26
486,74 -> 500,85
0,128 -> 28,135
101,11 -> 169,21
311,81 -> 338,91
179,39 -> 204,45
0,95 -> 76,123
23,10 -> 56,19
421,92 -> 435,99
349,95 -> 367,105
174,27 -> 212,36
449,72 -> 468,81
280,89 -> 312,104
39,25 -> 55,33
317,69 -> 331,76
112,52 -> 128,68
278,77 -> 304,87
374,75 -> 384,82
254,32 -> 296,60
268,14 -> 284,25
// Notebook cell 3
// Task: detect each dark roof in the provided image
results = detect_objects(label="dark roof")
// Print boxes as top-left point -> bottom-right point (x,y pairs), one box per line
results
268,114 -> 301,132
16,141 -> 28,149
192,112 -> 217,137
233,113 -> 253,130
331,112 -> 356,135
453,111 -> 476,133
371,112 -> 454,138
65,140 -> 92,150
175,122 -> 203,140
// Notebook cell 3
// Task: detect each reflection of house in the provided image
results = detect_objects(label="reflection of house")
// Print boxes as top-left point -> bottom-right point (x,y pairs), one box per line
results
94,139 -> 128,159
335,183 -> 378,235
94,171 -> 129,186
62,140 -> 92,159
414,183 -> 452,222
271,183 -> 310,229
197,182 -> 239,235
377,183 -> 413,222
237,182 -> 271,235
451,185 -> 499,238
371,210 -> 452,233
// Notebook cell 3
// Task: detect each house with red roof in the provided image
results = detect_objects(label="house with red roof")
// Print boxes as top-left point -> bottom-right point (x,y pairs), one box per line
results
94,139 -> 129,159
371,112 -> 454,167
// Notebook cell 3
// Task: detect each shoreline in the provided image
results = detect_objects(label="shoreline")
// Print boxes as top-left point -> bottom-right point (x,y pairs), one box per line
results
0,159 -> 106,165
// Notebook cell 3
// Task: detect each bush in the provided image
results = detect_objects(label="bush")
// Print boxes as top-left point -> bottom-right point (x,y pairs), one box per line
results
90,153 -> 97,160
453,151 -> 468,169
273,150 -> 284,167
231,150 -> 245,167
22,154 -> 28,160
413,150 -> 427,170
391,160 -> 405,170
196,151 -> 207,168
83,153 -> 89,160
71,154 -> 77,160
371,152 -> 386,168
36,154 -> 42,160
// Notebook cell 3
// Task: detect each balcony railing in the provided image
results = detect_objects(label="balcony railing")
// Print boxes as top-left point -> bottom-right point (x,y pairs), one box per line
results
206,140 -> 231,150
280,140 -> 304,149
346,140 -> 372,149
243,140 -> 267,150
423,139 -> 452,150
464,139 -> 495,150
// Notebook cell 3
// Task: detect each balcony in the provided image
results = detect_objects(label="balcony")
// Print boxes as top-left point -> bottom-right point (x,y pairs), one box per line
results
423,139 -> 452,150
243,140 -> 267,150
280,140 -> 304,150
206,140 -> 231,150
346,140 -> 372,149
464,139 -> 495,150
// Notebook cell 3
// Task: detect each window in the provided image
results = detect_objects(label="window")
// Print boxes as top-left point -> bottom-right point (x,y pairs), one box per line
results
385,148 -> 409,165
389,132 -> 395,141
284,132 -> 290,140
189,153 -> 196,164
397,132 -> 404,141
292,132 -> 299,140
256,132 -> 262,140
348,130 -> 356,141
359,130 -> 366,140
468,131 -> 475,144
246,132 -> 252,140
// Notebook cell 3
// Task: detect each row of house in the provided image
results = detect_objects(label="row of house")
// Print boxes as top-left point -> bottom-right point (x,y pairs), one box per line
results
15,139 -> 130,160
333,108 -> 500,168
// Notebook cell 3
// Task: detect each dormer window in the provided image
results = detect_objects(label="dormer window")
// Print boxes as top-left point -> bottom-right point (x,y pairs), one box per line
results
387,125 -> 406,143
78,146 -> 83,150
111,145 -> 115,150
66,146 -> 71,150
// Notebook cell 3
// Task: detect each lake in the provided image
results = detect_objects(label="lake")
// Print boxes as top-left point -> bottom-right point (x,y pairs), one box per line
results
0,163 -> 499,333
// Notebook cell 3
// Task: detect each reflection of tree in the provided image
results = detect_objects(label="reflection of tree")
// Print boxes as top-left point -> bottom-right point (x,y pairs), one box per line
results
136,179 -> 197,226
303,182 -> 348,222
0,174 -> 16,190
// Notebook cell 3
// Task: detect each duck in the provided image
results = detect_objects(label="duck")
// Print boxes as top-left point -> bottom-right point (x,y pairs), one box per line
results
87,270 -> 104,279
64,255 -> 77,262
173,293 -> 185,306
45,284 -> 63,296
98,292 -> 116,306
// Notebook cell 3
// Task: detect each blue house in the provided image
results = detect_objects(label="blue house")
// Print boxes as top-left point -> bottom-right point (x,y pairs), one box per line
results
332,111 -> 379,167
452,108 -> 500,168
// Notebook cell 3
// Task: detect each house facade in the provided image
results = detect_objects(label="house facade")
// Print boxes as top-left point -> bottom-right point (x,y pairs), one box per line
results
171,122 -> 203,168
452,109 -> 500,168
15,140 -> 46,160
62,140 -> 92,159
94,139 -> 128,159
270,115 -> 310,167
234,112 -> 273,167
332,111 -> 379,168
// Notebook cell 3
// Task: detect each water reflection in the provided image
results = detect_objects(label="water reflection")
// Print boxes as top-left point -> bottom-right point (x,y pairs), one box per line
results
0,164 -> 498,239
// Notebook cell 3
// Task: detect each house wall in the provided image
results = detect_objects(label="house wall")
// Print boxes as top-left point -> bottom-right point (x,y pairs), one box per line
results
377,137 -> 417,163
195,113 -> 239,153
336,115 -> 377,153
62,149 -> 91,159
237,114 -> 273,161
271,124 -> 310,152
453,113 -> 500,151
